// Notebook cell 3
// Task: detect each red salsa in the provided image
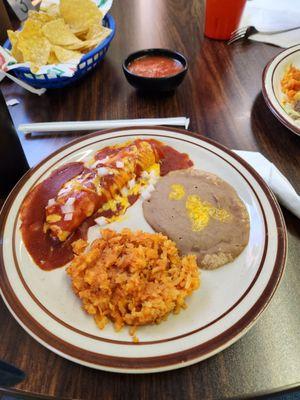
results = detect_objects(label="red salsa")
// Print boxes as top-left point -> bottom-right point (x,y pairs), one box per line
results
128,55 -> 184,78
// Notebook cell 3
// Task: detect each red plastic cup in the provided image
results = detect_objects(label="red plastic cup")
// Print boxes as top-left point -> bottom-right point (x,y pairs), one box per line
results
204,0 -> 246,40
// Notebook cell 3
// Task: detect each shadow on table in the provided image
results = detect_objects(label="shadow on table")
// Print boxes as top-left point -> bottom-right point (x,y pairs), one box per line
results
250,92 -> 300,161
234,388 -> 300,400
250,92 -> 300,235
251,92 -> 300,152
17,58 -> 120,133
1,387 -> 300,400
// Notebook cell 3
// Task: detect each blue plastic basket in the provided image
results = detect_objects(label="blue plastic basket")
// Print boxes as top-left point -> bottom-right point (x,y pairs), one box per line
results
3,14 -> 115,89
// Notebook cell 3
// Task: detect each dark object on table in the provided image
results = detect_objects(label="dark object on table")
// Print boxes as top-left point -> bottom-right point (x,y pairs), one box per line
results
0,360 -> 25,387
0,90 -> 29,198
123,48 -> 188,92
0,1 -> 12,44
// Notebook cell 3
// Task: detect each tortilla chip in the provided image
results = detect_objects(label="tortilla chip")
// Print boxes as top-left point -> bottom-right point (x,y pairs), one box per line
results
7,30 -> 23,62
60,0 -> 103,31
40,4 -> 59,17
6,0 -> 107,72
7,29 -> 18,46
20,19 -> 43,37
85,24 -> 105,40
47,51 -> 60,65
42,18 -> 82,46
71,27 -> 89,40
66,27 -> 111,51
52,45 -> 82,63
27,10 -> 56,23
18,35 -> 51,73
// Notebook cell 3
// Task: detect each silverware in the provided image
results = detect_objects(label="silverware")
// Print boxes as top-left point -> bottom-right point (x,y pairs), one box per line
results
227,25 -> 300,45
0,360 -> 26,387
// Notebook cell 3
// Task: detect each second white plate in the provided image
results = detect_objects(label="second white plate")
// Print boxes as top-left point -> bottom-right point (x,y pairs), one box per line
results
263,44 -> 300,136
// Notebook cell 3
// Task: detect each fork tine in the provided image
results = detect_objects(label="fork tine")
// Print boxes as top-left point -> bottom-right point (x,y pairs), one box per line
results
232,27 -> 248,38
227,25 -> 250,44
227,33 -> 245,45
230,26 -> 248,37
227,25 -> 250,45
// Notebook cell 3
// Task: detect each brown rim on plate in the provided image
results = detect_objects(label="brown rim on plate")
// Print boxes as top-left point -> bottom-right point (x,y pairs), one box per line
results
262,46 -> 300,137
0,127 -> 287,371
9,133 -> 268,345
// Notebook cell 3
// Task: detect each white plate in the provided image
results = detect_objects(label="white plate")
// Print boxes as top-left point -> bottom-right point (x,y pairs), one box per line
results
0,127 -> 287,373
262,44 -> 300,136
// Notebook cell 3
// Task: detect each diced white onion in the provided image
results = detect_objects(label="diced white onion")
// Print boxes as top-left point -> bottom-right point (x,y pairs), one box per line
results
65,197 -> 75,206
61,204 -> 74,214
58,185 -> 72,196
64,212 -> 73,221
47,198 -> 56,207
116,161 -> 124,168
99,156 -> 109,164
97,167 -> 109,176
147,184 -> 155,193
128,178 -> 136,189
91,156 -> 109,169
141,190 -> 151,200
141,171 -> 149,179
121,187 -> 129,196
90,160 -> 99,169
95,216 -> 107,226
58,188 -> 68,195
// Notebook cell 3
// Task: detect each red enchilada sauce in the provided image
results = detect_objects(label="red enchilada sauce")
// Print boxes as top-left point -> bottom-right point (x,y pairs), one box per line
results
20,162 -> 84,270
128,55 -> 184,78
20,140 -> 193,271
149,139 -> 193,176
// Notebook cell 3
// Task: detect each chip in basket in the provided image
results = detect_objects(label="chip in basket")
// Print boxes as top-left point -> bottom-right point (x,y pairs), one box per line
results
16,20 -> 51,73
6,0 -> 112,74
42,18 -> 82,46
59,0 -> 103,33
52,45 -> 82,63
7,31 -> 23,62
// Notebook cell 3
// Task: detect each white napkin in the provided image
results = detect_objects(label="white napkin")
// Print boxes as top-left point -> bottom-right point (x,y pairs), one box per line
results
240,0 -> 300,48
234,151 -> 300,218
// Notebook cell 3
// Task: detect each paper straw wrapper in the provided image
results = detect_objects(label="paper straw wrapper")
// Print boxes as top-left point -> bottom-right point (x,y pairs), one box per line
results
18,117 -> 190,135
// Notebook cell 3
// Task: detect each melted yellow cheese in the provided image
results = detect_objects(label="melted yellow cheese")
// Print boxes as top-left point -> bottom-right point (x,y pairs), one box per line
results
169,184 -> 186,200
46,214 -> 62,223
185,195 -> 231,232
147,163 -> 160,175
57,230 -> 70,242
97,163 -> 160,224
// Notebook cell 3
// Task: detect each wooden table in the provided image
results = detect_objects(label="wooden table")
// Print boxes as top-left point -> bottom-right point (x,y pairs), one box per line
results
1,0 -> 300,399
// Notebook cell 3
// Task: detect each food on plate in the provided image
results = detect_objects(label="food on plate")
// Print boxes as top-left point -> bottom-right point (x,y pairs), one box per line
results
93,161 -> 160,226
127,55 -> 184,78
143,169 -> 250,270
7,0 -> 111,73
281,64 -> 300,120
67,229 -> 200,341
45,140 -> 157,241
20,139 -> 193,270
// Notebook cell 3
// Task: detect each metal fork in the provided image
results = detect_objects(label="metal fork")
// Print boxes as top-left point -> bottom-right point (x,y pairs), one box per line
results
227,26 -> 258,45
227,25 -> 300,45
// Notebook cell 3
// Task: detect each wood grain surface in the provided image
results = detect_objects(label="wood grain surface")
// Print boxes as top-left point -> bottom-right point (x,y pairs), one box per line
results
0,0 -> 299,399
